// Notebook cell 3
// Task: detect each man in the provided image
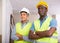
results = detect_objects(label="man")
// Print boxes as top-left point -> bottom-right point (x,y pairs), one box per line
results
11,8 -> 32,43
29,1 -> 58,43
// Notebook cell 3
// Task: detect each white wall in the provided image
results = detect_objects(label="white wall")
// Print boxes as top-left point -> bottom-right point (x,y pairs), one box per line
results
2,0 -> 13,43
0,0 -> 2,35
56,15 -> 60,42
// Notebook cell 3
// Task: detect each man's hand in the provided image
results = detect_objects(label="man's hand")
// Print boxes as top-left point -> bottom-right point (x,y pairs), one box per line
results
29,30 -> 40,40
36,31 -> 40,35
16,33 -> 23,40
35,31 -> 44,37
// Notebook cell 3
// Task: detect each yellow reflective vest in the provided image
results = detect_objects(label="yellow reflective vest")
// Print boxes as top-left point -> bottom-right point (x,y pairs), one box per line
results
34,17 -> 58,43
14,22 -> 32,43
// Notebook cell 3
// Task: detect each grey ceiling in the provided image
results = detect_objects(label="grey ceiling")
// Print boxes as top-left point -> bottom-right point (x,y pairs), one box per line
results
10,0 -> 60,15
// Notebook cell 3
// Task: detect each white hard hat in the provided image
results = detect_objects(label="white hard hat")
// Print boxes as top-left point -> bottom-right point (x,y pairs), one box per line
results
20,8 -> 30,14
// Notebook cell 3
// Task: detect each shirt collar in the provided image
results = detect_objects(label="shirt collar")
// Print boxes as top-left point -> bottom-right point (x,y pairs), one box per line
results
39,16 -> 48,21
21,20 -> 29,24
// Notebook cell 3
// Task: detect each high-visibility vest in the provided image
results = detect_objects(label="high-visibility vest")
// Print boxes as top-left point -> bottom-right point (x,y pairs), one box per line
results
34,17 -> 58,43
14,22 -> 32,43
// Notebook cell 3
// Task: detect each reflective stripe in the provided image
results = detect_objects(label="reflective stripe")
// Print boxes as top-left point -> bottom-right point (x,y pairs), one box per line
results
50,36 -> 58,39
35,36 -> 57,43
35,41 -> 48,43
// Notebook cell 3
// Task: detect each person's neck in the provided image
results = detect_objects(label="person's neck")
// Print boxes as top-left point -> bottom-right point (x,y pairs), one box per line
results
21,20 -> 28,24
40,15 -> 47,20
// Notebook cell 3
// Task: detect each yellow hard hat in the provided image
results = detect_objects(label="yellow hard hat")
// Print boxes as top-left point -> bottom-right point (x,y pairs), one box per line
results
36,1 -> 48,9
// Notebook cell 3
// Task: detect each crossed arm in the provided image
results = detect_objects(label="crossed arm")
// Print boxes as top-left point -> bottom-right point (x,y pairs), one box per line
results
29,27 -> 56,40
11,27 -> 33,42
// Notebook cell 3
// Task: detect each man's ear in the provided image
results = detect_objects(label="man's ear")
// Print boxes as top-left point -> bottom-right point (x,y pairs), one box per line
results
46,8 -> 48,12
45,7 -> 48,12
47,9 -> 48,11
27,14 -> 29,17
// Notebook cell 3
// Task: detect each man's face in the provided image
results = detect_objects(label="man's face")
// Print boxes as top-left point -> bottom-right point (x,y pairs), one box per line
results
20,12 -> 29,21
38,5 -> 47,16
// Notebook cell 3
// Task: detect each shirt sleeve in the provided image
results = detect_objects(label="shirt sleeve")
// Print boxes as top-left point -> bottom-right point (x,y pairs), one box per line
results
49,18 -> 57,29
11,26 -> 19,40
23,36 -> 34,42
11,25 -> 34,42
30,23 -> 35,31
